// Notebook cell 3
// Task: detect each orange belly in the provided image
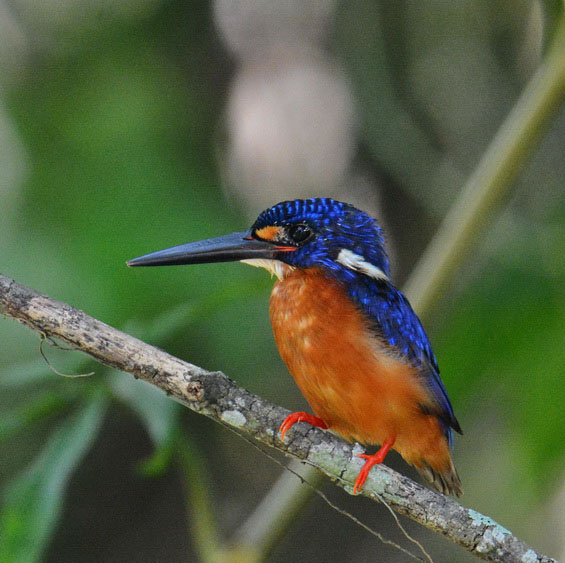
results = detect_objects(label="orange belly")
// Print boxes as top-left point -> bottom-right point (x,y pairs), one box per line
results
270,268 -> 451,472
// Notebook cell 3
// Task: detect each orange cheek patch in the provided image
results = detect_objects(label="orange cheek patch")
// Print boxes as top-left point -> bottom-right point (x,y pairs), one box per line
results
255,226 -> 282,241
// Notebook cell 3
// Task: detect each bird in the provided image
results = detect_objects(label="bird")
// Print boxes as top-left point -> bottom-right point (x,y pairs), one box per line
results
127,198 -> 462,496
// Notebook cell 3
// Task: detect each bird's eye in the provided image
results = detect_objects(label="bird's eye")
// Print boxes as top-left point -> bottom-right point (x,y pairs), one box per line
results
287,224 -> 312,244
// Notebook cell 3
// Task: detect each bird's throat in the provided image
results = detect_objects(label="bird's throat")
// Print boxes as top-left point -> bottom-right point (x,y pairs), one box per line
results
240,259 -> 295,281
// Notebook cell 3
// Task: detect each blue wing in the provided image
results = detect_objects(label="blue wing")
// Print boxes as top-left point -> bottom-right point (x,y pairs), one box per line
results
347,277 -> 462,437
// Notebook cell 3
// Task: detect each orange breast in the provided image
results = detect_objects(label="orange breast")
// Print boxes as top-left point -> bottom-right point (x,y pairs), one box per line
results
270,268 -> 451,471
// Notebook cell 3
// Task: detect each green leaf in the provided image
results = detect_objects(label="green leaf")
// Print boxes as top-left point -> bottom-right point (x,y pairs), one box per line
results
0,394 -> 108,563
110,375 -> 179,446
0,392 -> 69,444
136,431 -> 177,478
541,0 -> 564,48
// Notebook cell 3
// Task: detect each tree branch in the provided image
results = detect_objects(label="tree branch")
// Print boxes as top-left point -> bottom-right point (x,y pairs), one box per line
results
0,273 -> 555,563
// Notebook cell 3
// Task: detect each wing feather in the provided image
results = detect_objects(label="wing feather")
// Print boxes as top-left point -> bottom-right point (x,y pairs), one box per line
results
347,277 -> 462,436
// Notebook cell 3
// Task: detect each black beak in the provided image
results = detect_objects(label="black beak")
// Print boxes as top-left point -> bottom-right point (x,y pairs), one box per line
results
127,231 -> 294,267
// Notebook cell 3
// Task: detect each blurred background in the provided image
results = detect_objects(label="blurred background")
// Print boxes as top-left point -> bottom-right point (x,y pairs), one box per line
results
0,1 -> 563,561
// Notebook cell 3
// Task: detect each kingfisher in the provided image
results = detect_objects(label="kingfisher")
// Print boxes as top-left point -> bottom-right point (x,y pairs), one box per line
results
128,198 -> 462,496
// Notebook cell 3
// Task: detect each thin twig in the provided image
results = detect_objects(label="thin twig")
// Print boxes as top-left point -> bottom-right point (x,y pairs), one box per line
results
376,495 -> 432,563
39,334 -> 95,378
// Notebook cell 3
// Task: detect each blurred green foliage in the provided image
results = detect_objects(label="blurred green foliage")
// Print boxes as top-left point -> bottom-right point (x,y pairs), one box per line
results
0,396 -> 107,563
0,1 -> 563,562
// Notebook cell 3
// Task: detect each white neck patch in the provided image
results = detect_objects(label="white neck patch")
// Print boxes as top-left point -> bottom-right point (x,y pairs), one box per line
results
336,248 -> 389,281
240,259 -> 294,281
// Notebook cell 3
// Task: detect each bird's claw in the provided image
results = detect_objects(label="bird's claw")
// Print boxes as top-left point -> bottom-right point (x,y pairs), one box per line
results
352,438 -> 396,495
279,412 -> 327,441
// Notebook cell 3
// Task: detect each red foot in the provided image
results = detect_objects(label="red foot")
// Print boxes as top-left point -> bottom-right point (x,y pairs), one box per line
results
353,438 -> 396,495
279,412 -> 328,441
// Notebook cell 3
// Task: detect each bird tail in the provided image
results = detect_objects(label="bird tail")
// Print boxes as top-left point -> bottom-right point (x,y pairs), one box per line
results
416,458 -> 462,497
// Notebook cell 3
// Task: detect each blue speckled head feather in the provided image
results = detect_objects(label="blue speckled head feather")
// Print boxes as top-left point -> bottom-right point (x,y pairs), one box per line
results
252,198 -> 390,278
